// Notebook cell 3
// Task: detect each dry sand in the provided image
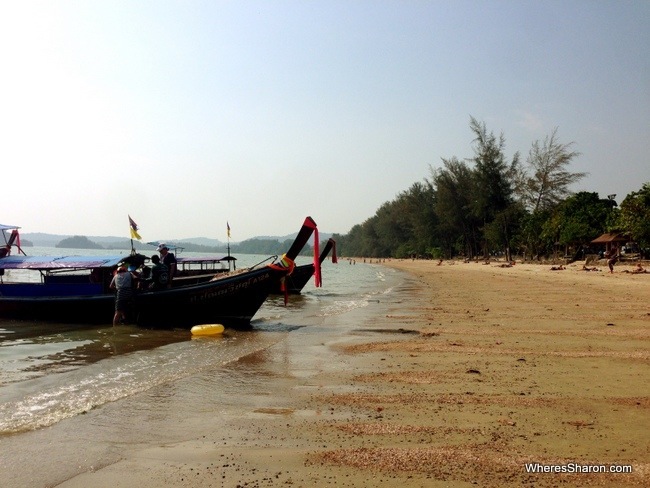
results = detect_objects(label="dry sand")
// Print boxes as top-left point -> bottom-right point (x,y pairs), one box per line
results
56,259 -> 649,488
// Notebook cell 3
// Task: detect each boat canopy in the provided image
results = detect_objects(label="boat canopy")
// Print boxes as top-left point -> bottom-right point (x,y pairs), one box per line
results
0,255 -> 124,270
0,224 -> 20,231
0,254 -> 236,270
176,256 -> 236,264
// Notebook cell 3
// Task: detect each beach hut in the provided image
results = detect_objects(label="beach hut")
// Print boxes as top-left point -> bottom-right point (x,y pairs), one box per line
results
590,232 -> 628,256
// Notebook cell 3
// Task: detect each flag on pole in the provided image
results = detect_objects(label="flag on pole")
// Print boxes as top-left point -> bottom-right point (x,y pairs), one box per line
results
227,221 -> 231,239
129,215 -> 142,240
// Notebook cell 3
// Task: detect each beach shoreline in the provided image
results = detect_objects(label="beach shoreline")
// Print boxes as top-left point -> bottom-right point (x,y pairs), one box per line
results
11,259 -> 650,487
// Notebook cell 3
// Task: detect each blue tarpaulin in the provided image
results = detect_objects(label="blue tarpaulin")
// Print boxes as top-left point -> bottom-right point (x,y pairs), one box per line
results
0,255 -> 124,270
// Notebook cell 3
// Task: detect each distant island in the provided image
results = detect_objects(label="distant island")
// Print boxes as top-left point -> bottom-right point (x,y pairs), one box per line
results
47,235 -> 318,255
18,231 -> 332,254
56,236 -> 104,249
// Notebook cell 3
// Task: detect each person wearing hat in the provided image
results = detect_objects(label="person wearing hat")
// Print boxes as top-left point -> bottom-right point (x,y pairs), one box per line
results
157,243 -> 177,287
110,265 -> 135,325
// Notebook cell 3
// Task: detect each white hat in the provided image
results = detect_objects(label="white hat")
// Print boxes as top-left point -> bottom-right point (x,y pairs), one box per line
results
157,243 -> 168,252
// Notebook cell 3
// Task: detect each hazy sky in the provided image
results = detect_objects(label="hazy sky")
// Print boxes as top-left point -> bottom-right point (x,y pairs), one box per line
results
1,1 -> 648,241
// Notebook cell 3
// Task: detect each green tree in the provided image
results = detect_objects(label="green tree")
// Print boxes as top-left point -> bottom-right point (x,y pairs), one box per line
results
516,128 -> 585,212
542,192 -> 616,254
617,182 -> 650,251
405,181 -> 439,255
468,117 -> 520,260
386,181 -> 439,258
518,209 -> 553,259
430,157 -> 480,258
335,181 -> 439,259
513,129 -> 586,258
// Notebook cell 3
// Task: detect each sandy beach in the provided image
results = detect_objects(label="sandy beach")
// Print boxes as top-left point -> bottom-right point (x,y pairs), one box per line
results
44,260 -> 649,487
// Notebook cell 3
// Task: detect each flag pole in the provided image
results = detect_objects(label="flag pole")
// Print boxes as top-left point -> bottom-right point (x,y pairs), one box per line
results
128,215 -> 142,256
227,221 -> 234,271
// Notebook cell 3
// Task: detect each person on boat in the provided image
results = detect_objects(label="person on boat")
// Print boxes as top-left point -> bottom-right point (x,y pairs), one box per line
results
147,254 -> 169,290
157,243 -> 177,287
127,264 -> 142,290
136,262 -> 151,289
110,265 -> 135,325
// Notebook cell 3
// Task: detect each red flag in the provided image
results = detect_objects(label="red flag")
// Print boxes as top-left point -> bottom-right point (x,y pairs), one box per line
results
5,229 -> 23,255
312,228 -> 321,287
302,217 -> 321,288
12,229 -> 21,251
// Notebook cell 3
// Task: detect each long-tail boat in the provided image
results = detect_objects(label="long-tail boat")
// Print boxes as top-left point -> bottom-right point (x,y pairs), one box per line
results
272,238 -> 337,295
0,217 -> 318,328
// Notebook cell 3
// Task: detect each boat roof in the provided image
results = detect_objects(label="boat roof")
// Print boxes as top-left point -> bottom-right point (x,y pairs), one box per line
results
0,254 -> 236,270
177,256 -> 236,264
0,224 -> 21,231
0,255 -> 124,270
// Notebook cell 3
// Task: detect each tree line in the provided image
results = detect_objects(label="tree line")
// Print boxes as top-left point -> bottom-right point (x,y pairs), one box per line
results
333,117 -> 650,261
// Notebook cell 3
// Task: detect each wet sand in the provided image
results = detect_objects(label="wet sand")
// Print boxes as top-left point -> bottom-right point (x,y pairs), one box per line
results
47,260 -> 650,486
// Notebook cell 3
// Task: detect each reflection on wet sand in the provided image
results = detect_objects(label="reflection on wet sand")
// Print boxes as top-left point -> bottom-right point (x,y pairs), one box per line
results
1,320 -> 190,385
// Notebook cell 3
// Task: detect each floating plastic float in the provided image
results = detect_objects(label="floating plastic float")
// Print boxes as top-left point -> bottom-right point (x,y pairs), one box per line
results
190,324 -> 225,336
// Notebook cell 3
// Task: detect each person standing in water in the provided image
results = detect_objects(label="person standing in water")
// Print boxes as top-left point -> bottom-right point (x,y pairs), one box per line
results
110,265 -> 134,324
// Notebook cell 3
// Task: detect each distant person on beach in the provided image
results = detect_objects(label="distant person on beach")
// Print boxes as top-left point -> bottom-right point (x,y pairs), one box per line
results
550,265 -> 565,271
581,265 -> 600,272
157,243 -> 177,287
110,265 -> 134,325
607,247 -> 619,273
626,263 -> 647,274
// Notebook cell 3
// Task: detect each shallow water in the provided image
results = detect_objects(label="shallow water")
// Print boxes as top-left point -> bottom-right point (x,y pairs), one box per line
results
0,254 -> 398,436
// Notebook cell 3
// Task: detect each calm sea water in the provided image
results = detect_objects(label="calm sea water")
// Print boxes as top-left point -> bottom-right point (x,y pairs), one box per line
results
0,248 -> 400,436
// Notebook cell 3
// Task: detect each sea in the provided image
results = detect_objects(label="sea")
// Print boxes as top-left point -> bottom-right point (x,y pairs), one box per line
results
0,248 -> 411,487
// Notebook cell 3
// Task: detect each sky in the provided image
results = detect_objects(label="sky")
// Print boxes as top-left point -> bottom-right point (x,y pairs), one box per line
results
1,1 -> 648,242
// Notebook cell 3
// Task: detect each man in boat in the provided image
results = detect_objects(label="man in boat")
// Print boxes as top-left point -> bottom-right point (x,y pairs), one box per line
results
157,243 -> 177,288
147,254 -> 169,290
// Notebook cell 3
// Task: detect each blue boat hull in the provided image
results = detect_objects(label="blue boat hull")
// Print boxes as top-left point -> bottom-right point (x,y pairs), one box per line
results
0,266 -> 286,328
